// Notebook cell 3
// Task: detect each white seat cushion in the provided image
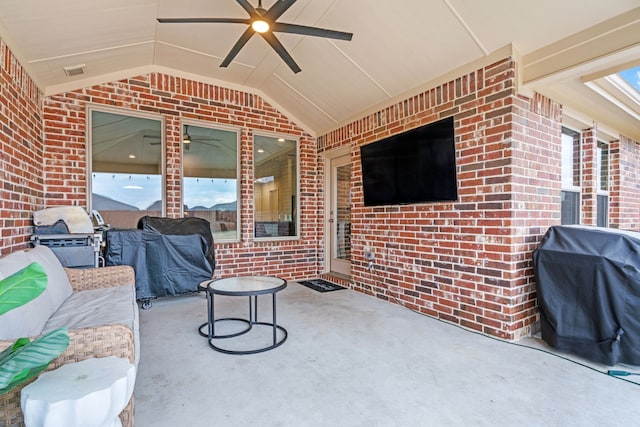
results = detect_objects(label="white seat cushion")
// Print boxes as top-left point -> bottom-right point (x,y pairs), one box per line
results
43,284 -> 140,364
43,285 -> 135,332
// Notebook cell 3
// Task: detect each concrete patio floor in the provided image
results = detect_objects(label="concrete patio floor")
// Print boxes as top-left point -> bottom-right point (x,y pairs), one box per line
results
134,282 -> 640,426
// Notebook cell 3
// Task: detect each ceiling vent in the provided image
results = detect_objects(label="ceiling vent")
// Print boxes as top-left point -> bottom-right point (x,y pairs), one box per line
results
63,64 -> 86,77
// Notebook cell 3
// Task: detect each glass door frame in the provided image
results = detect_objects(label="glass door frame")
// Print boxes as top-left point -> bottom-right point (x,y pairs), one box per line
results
323,146 -> 351,277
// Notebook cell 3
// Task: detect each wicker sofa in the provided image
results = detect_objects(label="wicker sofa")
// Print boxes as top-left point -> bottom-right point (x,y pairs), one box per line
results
0,245 -> 139,427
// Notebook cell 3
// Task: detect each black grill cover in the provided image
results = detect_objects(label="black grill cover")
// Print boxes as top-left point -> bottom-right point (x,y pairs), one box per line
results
137,216 -> 215,271
533,225 -> 640,365
105,217 -> 215,301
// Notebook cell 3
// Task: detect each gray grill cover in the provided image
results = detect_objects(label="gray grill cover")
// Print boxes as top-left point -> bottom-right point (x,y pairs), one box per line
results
533,225 -> 640,365
105,217 -> 215,301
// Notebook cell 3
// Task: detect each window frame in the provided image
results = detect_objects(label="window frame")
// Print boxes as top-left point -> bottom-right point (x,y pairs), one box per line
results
87,105 -> 166,218
181,120 -> 241,243
560,126 -> 581,225
561,126 -> 581,192
596,140 -> 609,195
596,140 -> 609,227
253,131 -> 300,242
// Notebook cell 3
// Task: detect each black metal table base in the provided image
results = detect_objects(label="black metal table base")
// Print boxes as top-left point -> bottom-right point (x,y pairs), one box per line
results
198,318 -> 251,338
208,322 -> 288,355
204,279 -> 288,355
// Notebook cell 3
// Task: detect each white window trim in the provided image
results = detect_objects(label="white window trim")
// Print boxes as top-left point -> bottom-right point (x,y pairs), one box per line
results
86,105 -> 166,215
596,140 -> 610,197
253,131 -> 301,242
561,126 -> 581,193
181,119 -> 241,243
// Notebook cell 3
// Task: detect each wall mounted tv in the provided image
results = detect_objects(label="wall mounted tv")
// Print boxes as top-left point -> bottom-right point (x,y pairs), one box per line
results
360,116 -> 458,207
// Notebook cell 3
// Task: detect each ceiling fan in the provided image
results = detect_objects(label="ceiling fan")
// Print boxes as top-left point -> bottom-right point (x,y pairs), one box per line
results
146,126 -> 222,151
157,0 -> 353,73
181,125 -> 223,151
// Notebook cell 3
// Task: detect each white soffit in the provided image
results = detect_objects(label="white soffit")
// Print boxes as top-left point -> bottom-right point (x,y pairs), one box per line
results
520,7 -> 640,141
0,1 -> 639,137
584,74 -> 640,121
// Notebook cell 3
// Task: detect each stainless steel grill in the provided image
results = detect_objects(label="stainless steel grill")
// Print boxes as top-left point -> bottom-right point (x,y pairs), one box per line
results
31,207 -> 102,268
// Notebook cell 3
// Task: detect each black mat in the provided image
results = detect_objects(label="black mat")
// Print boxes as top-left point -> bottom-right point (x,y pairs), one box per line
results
298,279 -> 345,293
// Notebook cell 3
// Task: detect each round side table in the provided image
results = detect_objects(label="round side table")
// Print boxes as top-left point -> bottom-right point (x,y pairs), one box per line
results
203,275 -> 288,354
21,356 -> 136,427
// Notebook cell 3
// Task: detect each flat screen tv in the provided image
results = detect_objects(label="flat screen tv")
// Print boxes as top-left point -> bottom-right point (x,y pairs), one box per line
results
360,116 -> 457,206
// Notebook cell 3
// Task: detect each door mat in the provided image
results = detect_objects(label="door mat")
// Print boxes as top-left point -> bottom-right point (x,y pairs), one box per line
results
298,279 -> 345,293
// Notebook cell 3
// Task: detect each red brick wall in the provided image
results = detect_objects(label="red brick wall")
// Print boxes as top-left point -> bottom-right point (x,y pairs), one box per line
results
0,38 -> 44,256
580,127 -> 598,226
609,135 -> 640,230
42,73 -> 321,281
3,39 -> 639,339
318,58 -> 562,339
508,93 -> 562,336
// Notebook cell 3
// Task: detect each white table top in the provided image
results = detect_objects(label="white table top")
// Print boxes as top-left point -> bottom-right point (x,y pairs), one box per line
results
21,356 -> 135,427
22,356 -> 134,401
205,276 -> 287,296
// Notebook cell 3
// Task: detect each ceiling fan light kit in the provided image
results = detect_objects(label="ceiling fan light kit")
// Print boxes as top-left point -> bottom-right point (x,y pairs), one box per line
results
251,19 -> 270,33
157,0 -> 353,73
183,126 -> 192,144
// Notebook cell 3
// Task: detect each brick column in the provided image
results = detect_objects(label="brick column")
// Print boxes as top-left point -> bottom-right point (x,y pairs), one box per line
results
165,115 -> 182,218
580,127 -> 598,225
609,135 -> 640,230
509,93 -> 562,338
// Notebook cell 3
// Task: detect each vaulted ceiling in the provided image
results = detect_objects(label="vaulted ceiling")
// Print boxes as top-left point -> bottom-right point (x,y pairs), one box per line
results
0,1 -> 639,139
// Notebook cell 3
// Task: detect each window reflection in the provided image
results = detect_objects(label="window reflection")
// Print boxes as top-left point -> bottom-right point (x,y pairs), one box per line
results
336,163 -> 351,260
183,124 -> 239,241
597,141 -> 609,227
254,135 -> 298,238
90,110 -> 163,228
561,127 -> 580,225
597,141 -> 609,192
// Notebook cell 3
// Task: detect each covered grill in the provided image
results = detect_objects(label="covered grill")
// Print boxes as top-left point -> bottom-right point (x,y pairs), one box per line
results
31,206 -> 102,268
533,225 -> 640,366
105,216 -> 215,309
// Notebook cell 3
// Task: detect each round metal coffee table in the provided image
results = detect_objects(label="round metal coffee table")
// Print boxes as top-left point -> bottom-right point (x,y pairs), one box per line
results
200,276 -> 288,354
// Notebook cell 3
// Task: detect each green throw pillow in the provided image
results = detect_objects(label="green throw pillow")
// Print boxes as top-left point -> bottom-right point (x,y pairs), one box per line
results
0,262 -> 48,316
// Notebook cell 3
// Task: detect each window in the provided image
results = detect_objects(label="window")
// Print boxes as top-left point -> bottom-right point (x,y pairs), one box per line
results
561,192 -> 580,225
90,110 -> 163,228
182,123 -> 239,241
254,135 -> 298,239
561,127 -> 581,225
597,195 -> 608,227
597,141 -> 609,193
596,141 -> 609,227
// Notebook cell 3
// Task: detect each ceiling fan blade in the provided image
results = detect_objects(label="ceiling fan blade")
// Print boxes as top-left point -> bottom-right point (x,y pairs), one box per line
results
266,0 -> 297,21
235,0 -> 258,18
220,27 -> 255,67
272,22 -> 353,41
157,17 -> 250,24
192,140 -> 221,147
192,137 -> 222,142
260,31 -> 301,73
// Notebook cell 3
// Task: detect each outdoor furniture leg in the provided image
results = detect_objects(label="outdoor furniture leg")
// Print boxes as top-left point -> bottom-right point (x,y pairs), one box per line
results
272,293 -> 277,345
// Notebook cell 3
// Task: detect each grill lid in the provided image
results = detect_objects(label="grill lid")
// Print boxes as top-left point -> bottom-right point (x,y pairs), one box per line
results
33,206 -> 94,234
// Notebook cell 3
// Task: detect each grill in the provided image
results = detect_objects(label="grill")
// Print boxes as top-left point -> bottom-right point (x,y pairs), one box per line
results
31,207 -> 103,268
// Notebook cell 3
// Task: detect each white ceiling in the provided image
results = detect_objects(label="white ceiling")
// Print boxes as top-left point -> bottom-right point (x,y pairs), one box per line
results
0,0 -> 639,138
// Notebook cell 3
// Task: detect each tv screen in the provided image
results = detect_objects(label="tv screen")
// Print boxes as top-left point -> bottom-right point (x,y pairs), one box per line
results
360,116 -> 457,206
